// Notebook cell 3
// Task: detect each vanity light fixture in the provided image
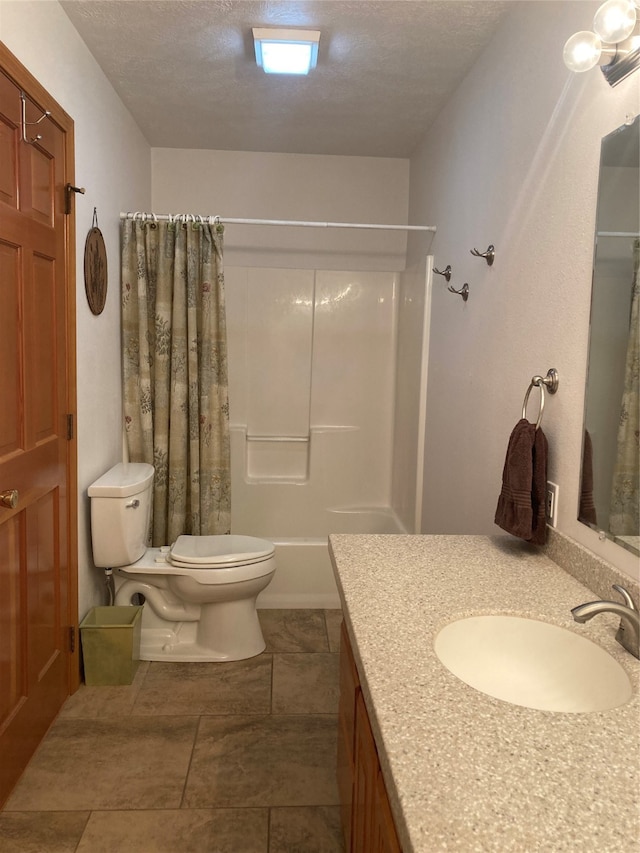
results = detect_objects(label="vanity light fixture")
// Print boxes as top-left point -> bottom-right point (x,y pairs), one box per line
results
253,27 -> 320,75
563,0 -> 640,86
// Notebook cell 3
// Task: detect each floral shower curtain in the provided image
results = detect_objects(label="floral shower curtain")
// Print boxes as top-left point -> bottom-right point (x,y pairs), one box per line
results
609,239 -> 639,536
121,216 -> 231,546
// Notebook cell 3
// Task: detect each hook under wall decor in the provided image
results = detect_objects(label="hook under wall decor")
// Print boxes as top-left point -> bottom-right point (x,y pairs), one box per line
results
470,244 -> 495,266
448,282 -> 469,302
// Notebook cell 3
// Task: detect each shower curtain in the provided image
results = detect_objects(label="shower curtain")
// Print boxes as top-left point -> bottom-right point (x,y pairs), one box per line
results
609,239 -> 639,536
121,217 -> 231,546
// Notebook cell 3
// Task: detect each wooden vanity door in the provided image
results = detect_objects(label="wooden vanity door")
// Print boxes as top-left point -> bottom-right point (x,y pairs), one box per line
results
0,47 -> 77,807
340,621 -> 403,853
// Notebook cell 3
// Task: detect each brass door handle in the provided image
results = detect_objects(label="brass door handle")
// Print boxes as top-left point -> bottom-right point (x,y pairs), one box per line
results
0,489 -> 19,509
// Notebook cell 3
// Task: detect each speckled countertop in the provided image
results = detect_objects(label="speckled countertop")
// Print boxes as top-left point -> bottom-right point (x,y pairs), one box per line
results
328,534 -> 640,853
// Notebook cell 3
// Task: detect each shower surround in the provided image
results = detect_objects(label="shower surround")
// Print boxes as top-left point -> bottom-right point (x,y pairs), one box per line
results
225,265 -> 425,607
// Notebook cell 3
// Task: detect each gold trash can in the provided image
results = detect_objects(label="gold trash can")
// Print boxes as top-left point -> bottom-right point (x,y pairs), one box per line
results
79,605 -> 143,685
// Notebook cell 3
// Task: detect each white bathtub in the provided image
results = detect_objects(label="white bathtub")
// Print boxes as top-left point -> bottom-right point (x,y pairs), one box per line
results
256,507 -> 406,609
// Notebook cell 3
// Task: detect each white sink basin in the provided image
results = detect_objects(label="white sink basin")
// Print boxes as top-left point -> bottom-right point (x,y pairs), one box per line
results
434,615 -> 632,713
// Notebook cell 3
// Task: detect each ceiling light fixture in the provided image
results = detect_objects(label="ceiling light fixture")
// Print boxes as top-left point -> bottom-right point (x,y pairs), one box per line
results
563,0 -> 640,86
253,27 -> 320,75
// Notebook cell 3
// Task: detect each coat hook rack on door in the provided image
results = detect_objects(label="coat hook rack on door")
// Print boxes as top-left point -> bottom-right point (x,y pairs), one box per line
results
20,92 -> 51,145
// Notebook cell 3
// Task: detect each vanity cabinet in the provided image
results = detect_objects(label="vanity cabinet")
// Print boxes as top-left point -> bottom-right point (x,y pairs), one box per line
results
338,621 -> 402,853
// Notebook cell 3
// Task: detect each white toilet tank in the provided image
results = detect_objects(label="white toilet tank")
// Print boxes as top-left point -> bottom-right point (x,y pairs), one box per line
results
88,463 -> 154,567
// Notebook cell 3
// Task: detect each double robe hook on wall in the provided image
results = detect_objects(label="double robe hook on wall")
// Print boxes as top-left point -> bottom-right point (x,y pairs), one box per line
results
447,282 -> 469,301
433,264 -> 452,282
470,244 -> 495,265
433,242 -> 496,302
433,265 -> 469,301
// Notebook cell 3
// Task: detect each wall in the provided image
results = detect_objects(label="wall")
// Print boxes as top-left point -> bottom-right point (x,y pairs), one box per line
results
151,148 -> 410,271
409,1 -> 639,580
391,257 -> 431,533
226,267 -> 399,536
154,146 -> 416,535
0,0 -> 152,616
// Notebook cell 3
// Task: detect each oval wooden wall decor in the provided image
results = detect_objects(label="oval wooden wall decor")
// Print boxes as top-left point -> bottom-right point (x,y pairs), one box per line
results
84,218 -> 107,315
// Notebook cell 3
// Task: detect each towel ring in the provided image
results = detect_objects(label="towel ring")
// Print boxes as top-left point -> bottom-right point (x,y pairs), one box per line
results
521,368 -> 559,430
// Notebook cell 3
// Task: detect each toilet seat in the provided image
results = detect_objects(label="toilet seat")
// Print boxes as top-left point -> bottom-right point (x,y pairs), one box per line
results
170,534 -> 274,566
119,535 -> 276,585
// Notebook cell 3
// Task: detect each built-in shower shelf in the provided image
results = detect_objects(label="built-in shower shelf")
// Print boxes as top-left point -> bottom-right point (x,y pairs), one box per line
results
245,434 -> 310,482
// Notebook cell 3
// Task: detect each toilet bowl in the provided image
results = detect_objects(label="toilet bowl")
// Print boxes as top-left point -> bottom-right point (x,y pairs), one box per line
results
88,463 -> 275,662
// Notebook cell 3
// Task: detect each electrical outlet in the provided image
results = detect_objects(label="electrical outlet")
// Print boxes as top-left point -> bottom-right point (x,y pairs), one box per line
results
546,481 -> 559,527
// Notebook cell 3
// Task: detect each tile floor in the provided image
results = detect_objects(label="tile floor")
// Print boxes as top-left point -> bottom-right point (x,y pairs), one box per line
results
1,610 -> 346,853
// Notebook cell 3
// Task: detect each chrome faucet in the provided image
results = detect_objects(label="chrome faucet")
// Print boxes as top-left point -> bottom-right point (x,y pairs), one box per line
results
571,584 -> 639,660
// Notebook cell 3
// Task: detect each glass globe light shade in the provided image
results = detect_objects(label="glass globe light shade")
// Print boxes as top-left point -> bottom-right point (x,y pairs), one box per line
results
593,0 -> 637,43
563,31 -> 603,71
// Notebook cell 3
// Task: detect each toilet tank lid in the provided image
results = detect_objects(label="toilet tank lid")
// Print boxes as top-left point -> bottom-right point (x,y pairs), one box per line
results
88,463 -> 154,498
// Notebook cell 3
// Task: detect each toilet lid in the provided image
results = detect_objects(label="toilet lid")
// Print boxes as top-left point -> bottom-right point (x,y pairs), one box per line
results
170,534 -> 274,567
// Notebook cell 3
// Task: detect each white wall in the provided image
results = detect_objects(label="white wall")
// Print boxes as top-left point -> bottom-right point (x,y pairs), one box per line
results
409,1 -> 639,580
225,266 -> 399,535
151,148 -> 410,271
154,147 -> 413,541
0,0 -> 152,617
391,257 -> 431,532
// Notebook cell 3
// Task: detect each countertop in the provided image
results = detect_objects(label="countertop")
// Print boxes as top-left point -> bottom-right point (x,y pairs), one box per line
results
328,534 -> 640,853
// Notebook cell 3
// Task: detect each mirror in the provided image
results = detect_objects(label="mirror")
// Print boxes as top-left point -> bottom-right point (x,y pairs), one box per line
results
579,115 -> 639,557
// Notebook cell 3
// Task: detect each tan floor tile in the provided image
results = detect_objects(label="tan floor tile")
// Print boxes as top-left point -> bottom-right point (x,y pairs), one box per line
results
272,654 -> 339,714
4,717 -> 197,811
259,610 -> 329,653
269,806 -> 345,853
59,662 -> 150,719
76,808 -> 268,853
132,657 -> 272,715
324,611 -> 343,653
0,811 -> 90,853
183,715 -> 340,808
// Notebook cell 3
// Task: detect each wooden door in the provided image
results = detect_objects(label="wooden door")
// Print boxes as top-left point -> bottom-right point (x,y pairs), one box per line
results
0,46 -> 78,807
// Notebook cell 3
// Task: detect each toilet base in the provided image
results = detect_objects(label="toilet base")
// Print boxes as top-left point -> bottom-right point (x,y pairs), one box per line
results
134,598 -> 266,662
138,626 -> 266,662
114,569 -> 272,662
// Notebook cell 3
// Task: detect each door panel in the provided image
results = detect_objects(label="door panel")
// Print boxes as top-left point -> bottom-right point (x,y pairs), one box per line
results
0,517 -> 22,732
0,121 -> 18,206
0,240 -> 21,455
30,252 -> 57,440
28,148 -> 54,225
0,72 -> 18,210
0,47 -> 77,807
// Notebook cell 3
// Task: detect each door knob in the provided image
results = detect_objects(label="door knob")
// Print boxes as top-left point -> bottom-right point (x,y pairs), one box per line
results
0,489 -> 19,509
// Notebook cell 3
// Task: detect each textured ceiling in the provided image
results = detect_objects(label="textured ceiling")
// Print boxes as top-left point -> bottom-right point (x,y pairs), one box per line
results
61,0 -> 511,157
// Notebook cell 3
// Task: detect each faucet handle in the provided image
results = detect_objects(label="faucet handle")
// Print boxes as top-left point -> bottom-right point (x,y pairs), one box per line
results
612,584 -> 637,610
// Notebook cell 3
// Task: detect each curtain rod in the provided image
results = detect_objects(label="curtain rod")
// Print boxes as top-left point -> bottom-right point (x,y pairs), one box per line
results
119,211 -> 436,233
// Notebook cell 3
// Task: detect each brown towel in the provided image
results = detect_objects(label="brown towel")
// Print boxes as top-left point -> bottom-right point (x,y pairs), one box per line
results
495,418 -> 548,545
578,429 -> 597,526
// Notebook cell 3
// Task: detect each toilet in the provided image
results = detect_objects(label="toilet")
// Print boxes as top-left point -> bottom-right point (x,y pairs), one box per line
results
88,462 -> 275,662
